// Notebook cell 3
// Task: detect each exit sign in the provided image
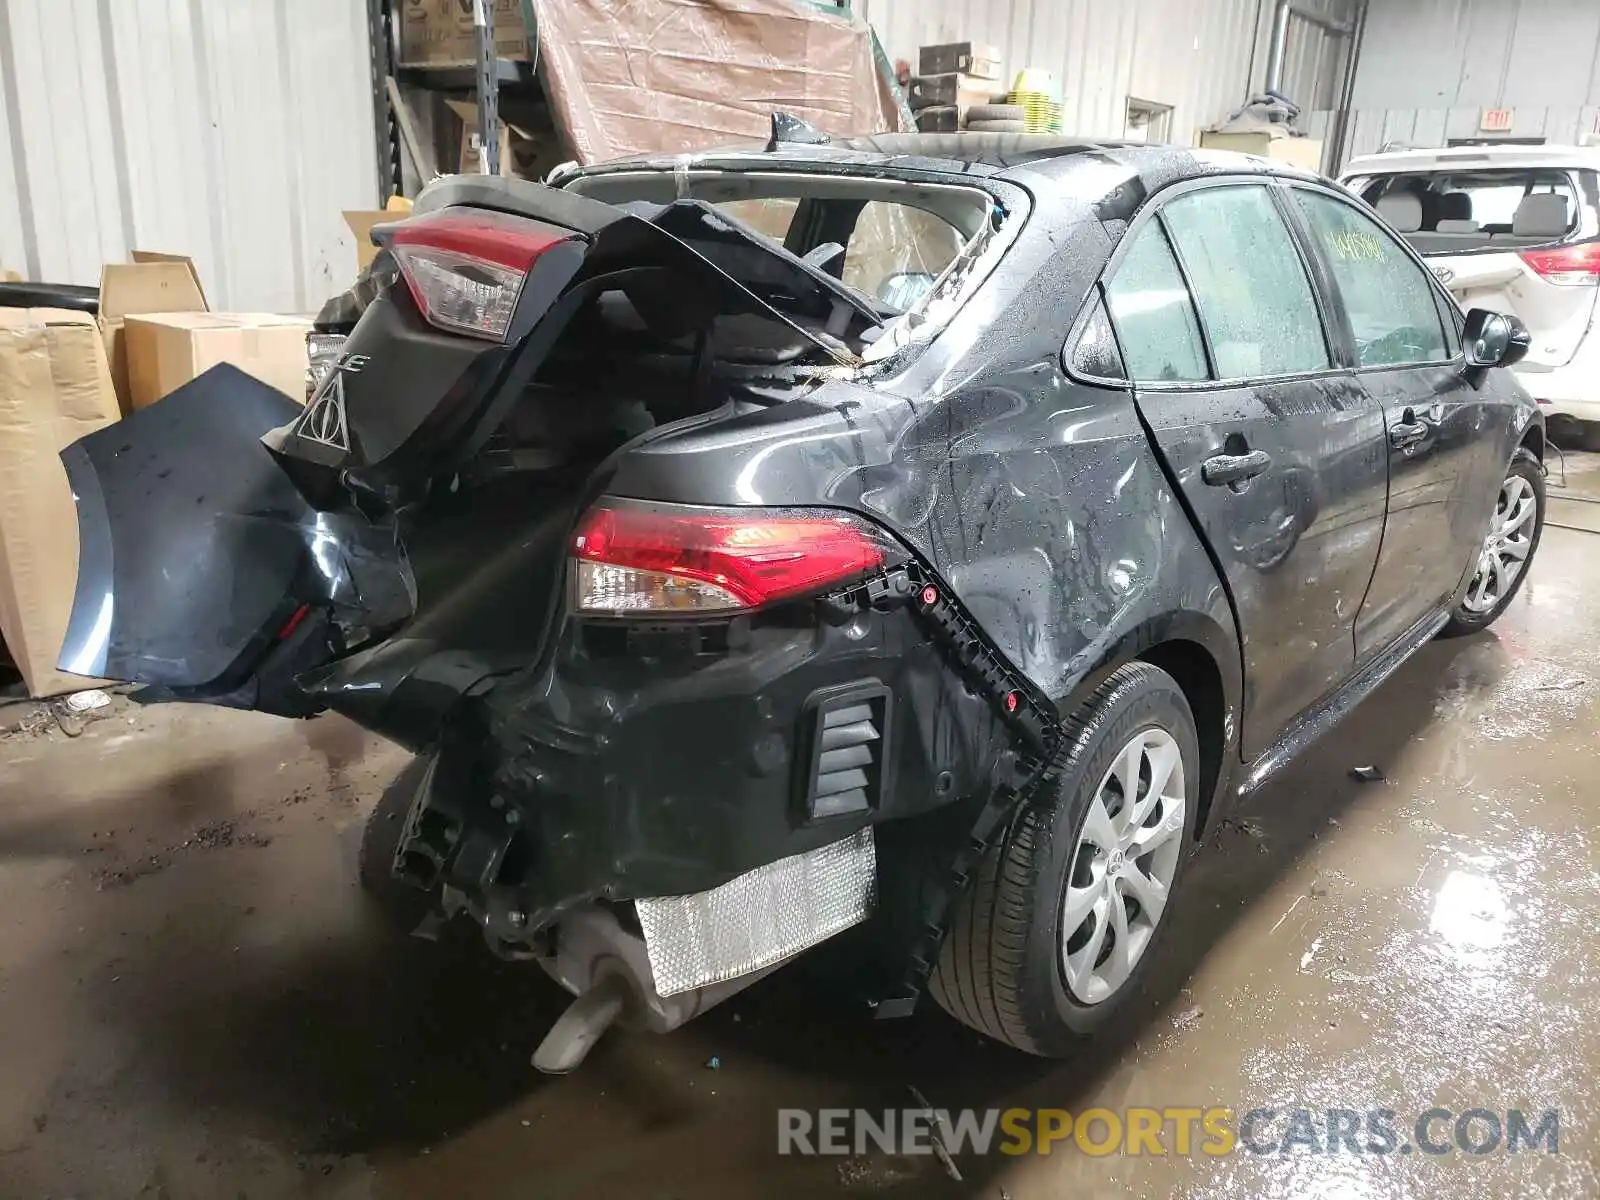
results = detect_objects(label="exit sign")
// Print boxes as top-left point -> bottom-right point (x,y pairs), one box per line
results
1480,108 -> 1515,132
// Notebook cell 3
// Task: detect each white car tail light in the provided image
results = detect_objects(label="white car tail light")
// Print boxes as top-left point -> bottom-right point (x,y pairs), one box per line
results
1520,240 -> 1600,287
389,209 -> 579,341
571,499 -> 906,614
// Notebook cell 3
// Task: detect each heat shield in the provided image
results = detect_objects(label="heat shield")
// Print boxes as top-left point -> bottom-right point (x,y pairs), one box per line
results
635,828 -> 877,996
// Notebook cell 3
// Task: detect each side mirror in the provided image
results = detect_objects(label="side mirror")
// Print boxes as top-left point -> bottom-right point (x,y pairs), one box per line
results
1462,308 -> 1531,369
877,271 -> 935,311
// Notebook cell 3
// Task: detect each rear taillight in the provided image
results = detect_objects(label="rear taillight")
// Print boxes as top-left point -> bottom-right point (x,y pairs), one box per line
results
571,500 -> 904,614
389,209 -> 578,341
1520,240 -> 1600,286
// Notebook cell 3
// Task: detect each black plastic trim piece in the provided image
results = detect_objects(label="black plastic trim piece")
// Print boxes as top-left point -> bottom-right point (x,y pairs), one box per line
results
794,680 -> 893,824
820,562 -> 1064,1016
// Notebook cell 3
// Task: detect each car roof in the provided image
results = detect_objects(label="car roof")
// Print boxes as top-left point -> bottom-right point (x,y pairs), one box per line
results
575,133 -> 1327,190
1342,143 -> 1600,176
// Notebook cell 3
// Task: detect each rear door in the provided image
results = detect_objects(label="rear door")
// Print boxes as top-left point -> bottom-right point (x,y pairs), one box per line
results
1355,167 -> 1600,371
1105,180 -> 1389,759
1288,184 -> 1503,660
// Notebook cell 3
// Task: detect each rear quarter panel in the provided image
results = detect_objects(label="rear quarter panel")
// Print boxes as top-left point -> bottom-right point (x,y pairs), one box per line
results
607,160 -> 1243,752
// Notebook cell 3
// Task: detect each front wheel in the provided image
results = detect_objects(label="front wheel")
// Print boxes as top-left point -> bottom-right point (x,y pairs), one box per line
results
1440,448 -> 1545,637
929,662 -> 1199,1056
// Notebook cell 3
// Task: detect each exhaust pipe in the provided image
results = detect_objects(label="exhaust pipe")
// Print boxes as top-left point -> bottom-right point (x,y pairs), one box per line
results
530,905 -> 777,1074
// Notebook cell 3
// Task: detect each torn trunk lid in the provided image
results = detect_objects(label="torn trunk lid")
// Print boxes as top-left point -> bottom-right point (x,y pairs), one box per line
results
57,179 -> 870,719
265,182 -> 863,503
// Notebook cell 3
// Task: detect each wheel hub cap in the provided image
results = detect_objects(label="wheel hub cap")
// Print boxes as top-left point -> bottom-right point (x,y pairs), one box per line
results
1060,727 -> 1187,1005
1462,472 -> 1536,615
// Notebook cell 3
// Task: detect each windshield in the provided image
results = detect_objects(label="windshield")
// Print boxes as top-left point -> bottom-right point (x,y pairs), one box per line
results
1353,168 -> 1584,253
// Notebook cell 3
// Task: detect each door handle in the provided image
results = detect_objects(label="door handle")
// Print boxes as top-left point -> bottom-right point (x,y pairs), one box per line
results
1202,449 -> 1272,487
1390,409 -> 1428,448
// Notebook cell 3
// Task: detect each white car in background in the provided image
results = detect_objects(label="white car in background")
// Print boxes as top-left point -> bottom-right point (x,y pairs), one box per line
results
1342,144 -> 1600,446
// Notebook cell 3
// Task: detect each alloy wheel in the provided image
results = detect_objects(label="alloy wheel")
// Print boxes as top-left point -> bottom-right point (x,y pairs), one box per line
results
1060,727 -> 1187,1004
1462,473 -> 1537,614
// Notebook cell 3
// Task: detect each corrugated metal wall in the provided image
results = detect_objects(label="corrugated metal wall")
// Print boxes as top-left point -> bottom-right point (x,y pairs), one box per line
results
858,0 -> 1346,147
1308,0 -> 1600,170
0,0 -> 378,312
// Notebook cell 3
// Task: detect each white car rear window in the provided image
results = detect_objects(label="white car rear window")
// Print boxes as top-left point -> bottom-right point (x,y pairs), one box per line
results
1354,168 -> 1581,253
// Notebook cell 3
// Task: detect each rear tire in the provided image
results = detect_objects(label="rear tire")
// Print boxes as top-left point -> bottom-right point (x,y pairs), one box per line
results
358,757 -> 434,931
1582,421 -> 1600,453
1440,448 -> 1544,637
929,662 -> 1199,1056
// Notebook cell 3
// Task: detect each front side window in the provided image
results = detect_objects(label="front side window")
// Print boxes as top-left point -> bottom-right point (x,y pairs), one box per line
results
1160,185 -> 1332,379
1104,222 -> 1209,383
1294,189 -> 1450,367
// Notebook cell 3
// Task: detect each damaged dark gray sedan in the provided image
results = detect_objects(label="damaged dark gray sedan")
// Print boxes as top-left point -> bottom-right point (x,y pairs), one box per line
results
58,130 -> 1546,1067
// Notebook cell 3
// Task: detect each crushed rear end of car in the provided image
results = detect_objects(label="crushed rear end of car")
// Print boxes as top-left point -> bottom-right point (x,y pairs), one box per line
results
56,159 -> 1049,1063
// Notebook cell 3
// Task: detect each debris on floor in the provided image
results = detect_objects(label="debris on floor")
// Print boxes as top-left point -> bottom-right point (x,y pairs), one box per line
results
1171,1005 -> 1205,1032
63,688 -> 111,712
1348,765 -> 1386,782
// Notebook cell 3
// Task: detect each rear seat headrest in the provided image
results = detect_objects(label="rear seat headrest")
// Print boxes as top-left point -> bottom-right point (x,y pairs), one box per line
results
1437,192 -> 1473,222
1376,192 -> 1423,232
1512,193 -> 1571,238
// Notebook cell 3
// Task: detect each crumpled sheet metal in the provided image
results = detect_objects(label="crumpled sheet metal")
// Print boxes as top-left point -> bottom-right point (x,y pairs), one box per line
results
635,827 -> 876,996
534,0 -> 904,164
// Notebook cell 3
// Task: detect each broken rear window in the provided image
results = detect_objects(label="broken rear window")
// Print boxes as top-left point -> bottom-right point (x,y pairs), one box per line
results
567,171 -> 990,317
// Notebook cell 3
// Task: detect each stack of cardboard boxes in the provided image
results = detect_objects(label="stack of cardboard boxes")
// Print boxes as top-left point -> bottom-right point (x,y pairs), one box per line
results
0,255 -> 312,697
908,42 -> 1005,133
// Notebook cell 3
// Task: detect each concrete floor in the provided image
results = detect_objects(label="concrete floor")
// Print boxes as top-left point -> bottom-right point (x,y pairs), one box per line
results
2,455 -> 1599,1199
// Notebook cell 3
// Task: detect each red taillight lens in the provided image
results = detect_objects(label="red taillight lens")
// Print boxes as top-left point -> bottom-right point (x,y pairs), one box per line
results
571,500 -> 903,614
389,208 -> 578,341
1520,240 -> 1600,286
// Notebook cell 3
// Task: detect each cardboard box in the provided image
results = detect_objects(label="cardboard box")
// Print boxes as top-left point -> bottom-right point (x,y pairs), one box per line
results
915,105 -> 959,133
1199,130 -> 1326,172
98,256 -> 208,414
124,313 -> 312,410
907,73 -> 1003,113
0,308 -> 121,697
399,0 -> 527,67
343,195 -> 414,275
444,97 -> 564,179
919,42 -> 1003,81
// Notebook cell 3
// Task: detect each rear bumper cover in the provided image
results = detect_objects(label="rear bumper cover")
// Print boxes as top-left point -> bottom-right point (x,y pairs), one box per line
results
1513,356 -> 1600,416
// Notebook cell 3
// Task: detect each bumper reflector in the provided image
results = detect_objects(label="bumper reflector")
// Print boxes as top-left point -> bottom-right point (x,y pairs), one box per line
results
635,828 -> 877,996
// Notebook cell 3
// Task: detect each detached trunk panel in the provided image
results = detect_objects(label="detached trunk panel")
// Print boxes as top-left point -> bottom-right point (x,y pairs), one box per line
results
59,365 -> 413,708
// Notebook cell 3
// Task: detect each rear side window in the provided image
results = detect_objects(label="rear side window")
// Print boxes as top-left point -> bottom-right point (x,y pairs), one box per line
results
1359,168 -> 1580,251
1160,185 -> 1331,379
1105,223 -> 1209,382
1293,189 -> 1450,367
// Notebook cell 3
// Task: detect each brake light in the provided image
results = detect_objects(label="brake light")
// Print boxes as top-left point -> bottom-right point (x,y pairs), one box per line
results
1520,240 -> 1600,286
389,209 -> 578,341
571,500 -> 904,614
